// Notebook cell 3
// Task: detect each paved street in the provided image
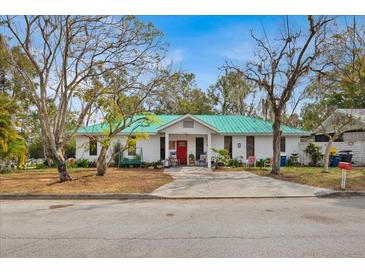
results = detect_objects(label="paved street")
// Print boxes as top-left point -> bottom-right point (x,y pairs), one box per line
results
152,167 -> 335,198
0,197 -> 364,257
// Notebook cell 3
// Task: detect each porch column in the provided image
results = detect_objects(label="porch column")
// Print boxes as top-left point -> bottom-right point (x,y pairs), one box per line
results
207,132 -> 212,168
165,133 -> 169,160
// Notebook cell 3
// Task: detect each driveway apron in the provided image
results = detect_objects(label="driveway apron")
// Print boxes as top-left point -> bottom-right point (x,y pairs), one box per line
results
151,167 -> 335,198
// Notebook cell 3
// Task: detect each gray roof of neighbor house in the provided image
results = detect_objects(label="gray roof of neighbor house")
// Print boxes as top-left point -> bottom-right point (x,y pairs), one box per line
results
76,114 -> 309,136
315,109 -> 365,133
336,109 -> 365,124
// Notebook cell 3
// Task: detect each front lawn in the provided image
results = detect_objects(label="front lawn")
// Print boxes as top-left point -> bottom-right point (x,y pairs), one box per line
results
216,166 -> 365,191
0,168 -> 172,194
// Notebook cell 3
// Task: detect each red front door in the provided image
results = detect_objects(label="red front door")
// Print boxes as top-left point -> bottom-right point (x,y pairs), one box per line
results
176,140 -> 188,165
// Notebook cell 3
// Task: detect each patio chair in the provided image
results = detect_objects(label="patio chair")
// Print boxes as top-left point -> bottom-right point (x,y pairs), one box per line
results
169,157 -> 180,167
197,153 -> 207,167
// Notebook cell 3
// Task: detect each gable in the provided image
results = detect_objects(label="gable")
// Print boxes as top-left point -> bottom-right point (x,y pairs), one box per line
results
159,117 -> 217,134
157,114 -> 219,133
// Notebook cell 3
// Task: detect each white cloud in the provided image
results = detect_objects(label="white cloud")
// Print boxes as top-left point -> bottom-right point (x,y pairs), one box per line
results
164,48 -> 184,65
218,41 -> 255,62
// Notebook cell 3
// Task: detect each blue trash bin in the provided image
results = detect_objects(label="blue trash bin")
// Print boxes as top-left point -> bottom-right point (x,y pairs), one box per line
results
280,156 -> 287,167
331,155 -> 341,167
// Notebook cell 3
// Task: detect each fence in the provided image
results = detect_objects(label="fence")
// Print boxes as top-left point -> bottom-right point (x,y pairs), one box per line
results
298,141 -> 365,166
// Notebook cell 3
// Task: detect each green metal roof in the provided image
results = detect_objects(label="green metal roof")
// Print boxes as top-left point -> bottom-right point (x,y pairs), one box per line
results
76,114 -> 308,135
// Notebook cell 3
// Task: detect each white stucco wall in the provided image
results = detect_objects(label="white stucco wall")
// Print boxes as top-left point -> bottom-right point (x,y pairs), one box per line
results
75,135 -> 101,161
253,135 -> 300,159
285,136 -> 301,156
211,134 -> 224,150
254,136 -> 274,159
75,131 -> 302,163
135,135 -> 160,162
75,135 -> 127,162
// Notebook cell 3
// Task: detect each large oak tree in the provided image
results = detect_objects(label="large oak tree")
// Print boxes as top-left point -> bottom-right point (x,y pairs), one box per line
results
3,16 -> 165,181
229,16 -> 332,175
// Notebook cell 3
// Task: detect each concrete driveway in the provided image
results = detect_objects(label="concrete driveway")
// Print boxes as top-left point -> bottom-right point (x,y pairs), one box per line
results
151,167 -> 335,198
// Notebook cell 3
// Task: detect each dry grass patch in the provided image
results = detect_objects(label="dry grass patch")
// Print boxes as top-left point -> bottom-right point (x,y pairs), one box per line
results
215,166 -> 365,190
0,168 -> 172,194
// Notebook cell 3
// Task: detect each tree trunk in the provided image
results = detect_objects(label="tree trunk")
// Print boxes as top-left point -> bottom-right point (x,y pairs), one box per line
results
271,117 -> 281,175
322,138 -> 333,173
42,136 -> 54,167
41,126 -> 72,182
49,147 -> 72,182
57,160 -> 72,181
96,146 -> 109,176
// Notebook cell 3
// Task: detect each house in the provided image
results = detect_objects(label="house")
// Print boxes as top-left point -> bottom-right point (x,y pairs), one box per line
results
75,114 -> 309,168
299,109 -> 365,166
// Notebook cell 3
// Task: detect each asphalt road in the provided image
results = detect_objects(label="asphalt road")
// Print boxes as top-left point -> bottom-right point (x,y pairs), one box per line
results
0,197 -> 364,257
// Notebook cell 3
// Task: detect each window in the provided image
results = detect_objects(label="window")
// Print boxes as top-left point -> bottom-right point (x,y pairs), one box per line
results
89,137 -> 97,156
183,120 -> 194,128
280,136 -> 286,153
246,136 -> 255,158
224,136 -> 232,158
315,134 -> 344,142
178,141 -> 186,147
315,135 -> 330,142
128,137 -> 136,156
169,140 -> 176,150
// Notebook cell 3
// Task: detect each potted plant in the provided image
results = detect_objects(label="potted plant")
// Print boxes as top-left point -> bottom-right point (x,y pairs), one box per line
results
189,154 -> 195,166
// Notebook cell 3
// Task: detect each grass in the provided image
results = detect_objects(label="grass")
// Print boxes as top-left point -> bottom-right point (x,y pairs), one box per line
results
216,166 -> 365,191
0,168 -> 173,194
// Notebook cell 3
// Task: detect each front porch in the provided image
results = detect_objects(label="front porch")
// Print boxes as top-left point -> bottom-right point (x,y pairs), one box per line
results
163,133 -> 212,168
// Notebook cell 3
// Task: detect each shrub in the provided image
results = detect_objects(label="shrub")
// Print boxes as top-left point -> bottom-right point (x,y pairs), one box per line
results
65,158 -> 76,168
76,159 -> 89,168
287,154 -> 300,166
264,158 -> 271,166
88,160 -> 97,168
304,143 -> 322,167
211,148 -> 231,168
151,161 -> 161,169
140,161 -> 150,168
229,158 -> 240,168
35,162 -> 46,169
28,141 -> 44,159
256,159 -> 265,169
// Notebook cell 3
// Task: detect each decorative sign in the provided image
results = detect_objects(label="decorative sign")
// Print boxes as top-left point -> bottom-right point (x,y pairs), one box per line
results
343,132 -> 365,142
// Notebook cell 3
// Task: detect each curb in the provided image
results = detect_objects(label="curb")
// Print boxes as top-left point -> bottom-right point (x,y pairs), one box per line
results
1,191 -> 364,200
2,193 -> 363,200
319,191 -> 365,198
0,193 -> 161,200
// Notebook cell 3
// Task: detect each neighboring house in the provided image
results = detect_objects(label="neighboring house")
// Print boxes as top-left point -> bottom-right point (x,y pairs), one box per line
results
75,114 -> 309,168
299,109 -> 365,166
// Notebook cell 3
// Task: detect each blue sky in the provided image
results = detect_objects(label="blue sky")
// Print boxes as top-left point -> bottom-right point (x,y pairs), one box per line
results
138,16 -> 308,90
138,15 -> 365,93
